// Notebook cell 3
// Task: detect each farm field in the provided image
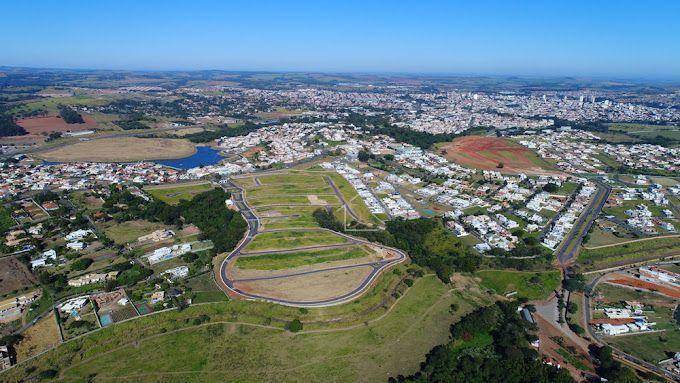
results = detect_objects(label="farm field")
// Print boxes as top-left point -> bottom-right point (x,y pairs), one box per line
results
0,275 -> 495,383
16,115 -> 98,134
145,182 -> 214,205
439,135 -> 558,175
578,236 -> 680,270
475,269 -> 561,300
36,137 -> 196,162
242,229 -> 348,253
607,123 -> 680,142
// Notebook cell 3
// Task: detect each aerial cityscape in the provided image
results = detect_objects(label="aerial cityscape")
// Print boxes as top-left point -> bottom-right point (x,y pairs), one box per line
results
0,1 -> 679,382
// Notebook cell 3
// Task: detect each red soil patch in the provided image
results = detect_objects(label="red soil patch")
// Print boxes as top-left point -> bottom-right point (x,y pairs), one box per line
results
589,318 -> 636,325
17,115 -> 98,134
440,135 -> 557,175
606,275 -> 680,299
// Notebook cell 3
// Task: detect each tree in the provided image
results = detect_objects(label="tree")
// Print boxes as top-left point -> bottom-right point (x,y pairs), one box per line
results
357,150 -> 371,162
564,273 -> 586,292
286,318 -> 303,332
543,183 -> 559,193
497,162 -> 504,168
58,106 -> 85,124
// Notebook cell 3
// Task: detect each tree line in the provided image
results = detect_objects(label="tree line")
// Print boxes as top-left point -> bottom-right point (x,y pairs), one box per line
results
313,209 -> 479,281
58,106 -> 85,124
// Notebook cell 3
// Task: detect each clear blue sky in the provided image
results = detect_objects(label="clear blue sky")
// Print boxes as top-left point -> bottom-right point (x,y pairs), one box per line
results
2,0 -> 679,77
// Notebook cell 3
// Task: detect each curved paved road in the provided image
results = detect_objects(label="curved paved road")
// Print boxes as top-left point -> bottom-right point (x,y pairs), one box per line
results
217,179 -> 407,307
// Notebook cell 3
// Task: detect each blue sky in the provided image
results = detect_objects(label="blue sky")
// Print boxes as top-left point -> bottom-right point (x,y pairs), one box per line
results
1,0 -> 679,77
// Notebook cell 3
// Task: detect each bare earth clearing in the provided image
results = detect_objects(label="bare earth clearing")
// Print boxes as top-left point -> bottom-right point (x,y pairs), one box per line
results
17,115 -> 99,134
441,135 -> 558,175
235,266 -> 374,302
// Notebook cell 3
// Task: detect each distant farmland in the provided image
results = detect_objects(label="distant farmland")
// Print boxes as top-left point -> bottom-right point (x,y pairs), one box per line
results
17,115 -> 98,134
440,135 -> 558,175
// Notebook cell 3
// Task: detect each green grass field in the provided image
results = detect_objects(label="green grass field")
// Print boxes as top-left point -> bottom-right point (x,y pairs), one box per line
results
0,206 -> 15,236
236,245 -> 370,270
578,236 -> 680,270
476,269 -> 561,300
243,230 -> 348,252
145,183 -> 214,205
584,226 -> 633,248
102,220 -> 168,244
1,275 -> 495,383
256,205 -> 322,230
237,170 -> 380,226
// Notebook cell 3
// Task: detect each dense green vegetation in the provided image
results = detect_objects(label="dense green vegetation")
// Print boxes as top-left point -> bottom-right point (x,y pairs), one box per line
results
179,188 -> 247,253
182,122 -> 260,143
104,186 -> 247,253
0,115 -> 27,136
589,345 -> 641,383
0,206 -> 15,236
114,119 -> 148,130
58,105 -> 85,124
391,301 -> 574,383
313,209 -> 479,280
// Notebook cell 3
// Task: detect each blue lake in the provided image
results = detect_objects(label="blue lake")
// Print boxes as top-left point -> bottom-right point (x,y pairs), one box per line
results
154,146 -> 224,169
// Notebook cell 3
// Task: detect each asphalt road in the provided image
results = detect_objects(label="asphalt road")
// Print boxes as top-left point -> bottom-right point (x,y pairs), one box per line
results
555,180 -> 611,267
217,179 -> 407,307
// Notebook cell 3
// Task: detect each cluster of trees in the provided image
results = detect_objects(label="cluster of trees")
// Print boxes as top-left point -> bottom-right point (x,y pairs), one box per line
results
114,119 -> 148,130
391,301 -> 575,383
179,188 -> 247,253
103,186 -> 246,254
313,209 -> 479,281
344,112 -> 456,149
0,115 -> 27,137
103,187 -> 182,225
589,345 -> 641,383
182,122 -> 260,143
58,106 -> 85,124
375,124 -> 456,150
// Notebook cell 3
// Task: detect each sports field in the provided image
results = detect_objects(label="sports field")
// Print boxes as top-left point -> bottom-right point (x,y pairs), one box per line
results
440,135 -> 557,175
1,274 -> 495,382
36,137 -> 196,162
145,182 -> 214,205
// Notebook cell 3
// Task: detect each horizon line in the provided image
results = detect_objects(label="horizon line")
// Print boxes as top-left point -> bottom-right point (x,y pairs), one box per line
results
2,65 -> 680,83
